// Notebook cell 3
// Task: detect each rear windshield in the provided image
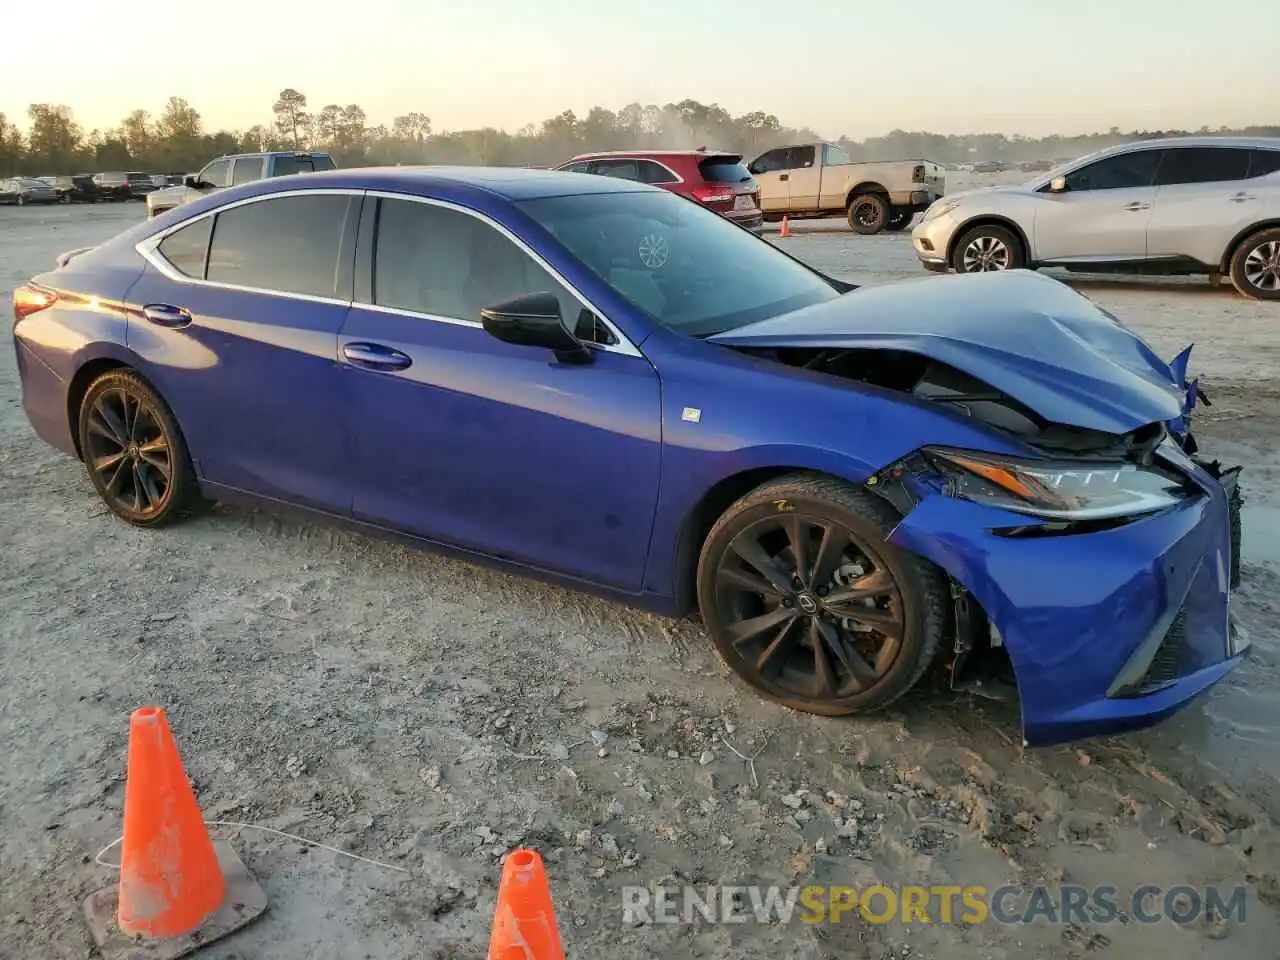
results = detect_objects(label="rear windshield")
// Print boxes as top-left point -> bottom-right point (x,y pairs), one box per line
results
698,157 -> 753,184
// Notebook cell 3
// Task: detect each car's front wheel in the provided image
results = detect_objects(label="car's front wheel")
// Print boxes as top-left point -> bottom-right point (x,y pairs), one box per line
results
78,370 -> 204,527
696,473 -> 947,717
951,224 -> 1025,273
1229,228 -> 1280,301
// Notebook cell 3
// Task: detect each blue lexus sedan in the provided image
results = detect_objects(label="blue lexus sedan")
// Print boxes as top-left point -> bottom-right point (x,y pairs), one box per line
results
11,166 -> 1248,746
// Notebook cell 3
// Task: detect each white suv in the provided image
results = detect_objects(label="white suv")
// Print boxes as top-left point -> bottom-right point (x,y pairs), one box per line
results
911,136 -> 1280,300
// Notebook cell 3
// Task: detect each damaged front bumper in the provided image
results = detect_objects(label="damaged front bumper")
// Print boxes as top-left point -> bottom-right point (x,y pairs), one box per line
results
883,447 -> 1247,748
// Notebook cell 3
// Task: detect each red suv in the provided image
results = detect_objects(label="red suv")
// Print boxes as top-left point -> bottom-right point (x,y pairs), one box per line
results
555,149 -> 763,230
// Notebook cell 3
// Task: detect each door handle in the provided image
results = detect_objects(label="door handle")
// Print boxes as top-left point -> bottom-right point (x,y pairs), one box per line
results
141,303 -> 192,327
1123,201 -> 1150,211
1230,193 -> 1257,203
342,341 -> 412,371
779,174 -> 789,182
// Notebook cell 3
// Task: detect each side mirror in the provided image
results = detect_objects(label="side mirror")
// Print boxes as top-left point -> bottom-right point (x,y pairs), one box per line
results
1049,177 -> 1067,193
480,292 -> 592,364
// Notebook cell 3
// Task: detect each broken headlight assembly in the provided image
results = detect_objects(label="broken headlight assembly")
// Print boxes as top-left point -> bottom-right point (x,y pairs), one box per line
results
919,447 -> 1193,521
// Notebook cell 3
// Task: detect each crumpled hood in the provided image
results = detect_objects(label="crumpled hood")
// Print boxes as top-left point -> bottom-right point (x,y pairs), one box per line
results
710,270 -> 1186,435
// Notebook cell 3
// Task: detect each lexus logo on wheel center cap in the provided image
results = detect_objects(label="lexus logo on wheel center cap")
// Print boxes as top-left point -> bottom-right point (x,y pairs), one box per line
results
796,592 -> 819,615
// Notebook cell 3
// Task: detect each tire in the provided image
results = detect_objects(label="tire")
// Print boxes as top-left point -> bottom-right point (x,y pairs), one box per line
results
1228,227 -> 1280,301
77,370 -> 204,528
847,193 -> 889,235
696,472 -> 948,717
951,223 -> 1025,273
884,208 -> 914,231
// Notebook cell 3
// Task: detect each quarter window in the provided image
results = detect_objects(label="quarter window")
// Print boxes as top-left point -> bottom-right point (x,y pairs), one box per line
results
1154,147 -> 1250,186
560,161 -> 591,174
1248,149 -> 1280,179
205,194 -> 353,298
370,197 -> 612,343
156,216 -> 214,278
197,159 -> 230,188
638,160 -> 679,184
1062,150 -> 1161,191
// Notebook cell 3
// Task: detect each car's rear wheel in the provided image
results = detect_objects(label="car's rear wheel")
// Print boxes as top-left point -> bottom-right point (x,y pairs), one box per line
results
951,223 -> 1025,273
847,193 -> 889,235
696,473 -> 947,716
78,370 -> 204,528
1229,228 -> 1280,301
884,208 -> 914,231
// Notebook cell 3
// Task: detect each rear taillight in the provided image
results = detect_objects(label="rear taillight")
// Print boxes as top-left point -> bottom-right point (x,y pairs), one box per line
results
692,184 -> 735,205
912,164 -> 926,183
13,284 -> 58,323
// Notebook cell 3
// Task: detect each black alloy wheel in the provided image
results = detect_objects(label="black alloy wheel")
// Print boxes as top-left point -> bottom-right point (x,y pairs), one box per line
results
847,193 -> 889,235
78,370 -> 202,527
697,475 -> 946,715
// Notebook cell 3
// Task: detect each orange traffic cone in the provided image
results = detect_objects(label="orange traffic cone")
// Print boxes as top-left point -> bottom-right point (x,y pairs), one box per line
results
778,216 -> 792,238
83,706 -> 268,960
487,849 -> 564,960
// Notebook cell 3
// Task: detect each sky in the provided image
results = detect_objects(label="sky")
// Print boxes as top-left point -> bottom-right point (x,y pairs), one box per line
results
5,0 -> 1278,139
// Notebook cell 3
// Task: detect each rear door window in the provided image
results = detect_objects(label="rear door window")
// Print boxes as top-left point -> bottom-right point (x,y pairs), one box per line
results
591,158 -> 642,181
1154,147 -> 1251,186
205,194 -> 354,298
156,216 -> 214,278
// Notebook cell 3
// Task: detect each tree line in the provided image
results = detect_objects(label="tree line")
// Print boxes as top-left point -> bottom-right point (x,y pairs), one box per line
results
1,88 -> 1276,177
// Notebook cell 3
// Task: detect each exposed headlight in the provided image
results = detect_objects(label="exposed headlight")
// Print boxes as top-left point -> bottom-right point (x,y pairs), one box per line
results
920,198 -> 961,223
924,447 -> 1191,520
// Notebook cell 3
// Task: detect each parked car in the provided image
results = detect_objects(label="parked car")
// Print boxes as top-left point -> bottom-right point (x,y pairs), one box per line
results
40,174 -> 100,203
91,172 -> 133,201
0,177 -> 59,205
747,141 -> 946,234
125,172 -> 158,200
972,160 -> 1011,174
911,136 -> 1280,300
12,167 -> 1247,747
556,149 -> 763,231
1019,159 -> 1054,173
146,151 -> 337,218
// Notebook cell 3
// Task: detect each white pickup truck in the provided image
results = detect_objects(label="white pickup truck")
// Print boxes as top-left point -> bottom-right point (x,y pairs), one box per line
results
748,141 -> 946,234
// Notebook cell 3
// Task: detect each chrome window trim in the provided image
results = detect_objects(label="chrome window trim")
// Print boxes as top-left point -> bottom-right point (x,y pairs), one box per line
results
135,186 -> 645,359
136,187 -> 363,308
556,157 -> 686,185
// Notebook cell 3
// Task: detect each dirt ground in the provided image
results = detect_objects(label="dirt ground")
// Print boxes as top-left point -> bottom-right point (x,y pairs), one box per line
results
2,190 -> 1280,960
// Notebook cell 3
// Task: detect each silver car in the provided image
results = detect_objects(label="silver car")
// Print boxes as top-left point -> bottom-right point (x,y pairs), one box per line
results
1,177 -> 59,205
912,136 -> 1280,300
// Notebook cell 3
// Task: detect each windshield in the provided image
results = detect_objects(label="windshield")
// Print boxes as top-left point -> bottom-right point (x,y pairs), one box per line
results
518,190 -> 840,337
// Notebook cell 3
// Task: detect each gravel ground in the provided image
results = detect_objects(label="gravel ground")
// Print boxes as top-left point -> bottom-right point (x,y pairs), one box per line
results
2,194 -> 1279,960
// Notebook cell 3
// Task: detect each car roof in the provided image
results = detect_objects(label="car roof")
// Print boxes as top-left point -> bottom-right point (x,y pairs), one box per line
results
1102,135 -> 1280,153
239,165 -> 658,201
